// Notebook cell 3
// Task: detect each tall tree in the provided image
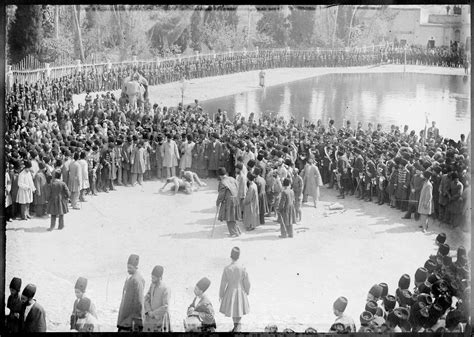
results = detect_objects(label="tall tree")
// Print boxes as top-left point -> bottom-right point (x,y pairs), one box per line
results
255,7 -> 289,47
190,8 -> 202,51
288,7 -> 315,47
8,5 -> 43,64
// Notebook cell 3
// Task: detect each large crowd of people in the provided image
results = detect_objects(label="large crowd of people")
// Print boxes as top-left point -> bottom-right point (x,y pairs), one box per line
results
4,47 -> 471,332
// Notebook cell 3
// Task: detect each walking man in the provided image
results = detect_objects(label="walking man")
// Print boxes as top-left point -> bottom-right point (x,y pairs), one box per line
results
303,158 -> 323,208
216,167 -> 242,237
219,247 -> 250,332
117,254 -> 145,332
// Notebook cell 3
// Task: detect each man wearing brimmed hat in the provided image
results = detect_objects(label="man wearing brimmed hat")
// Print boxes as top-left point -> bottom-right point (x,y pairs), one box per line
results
216,167 -> 242,237
71,277 -> 97,330
332,296 -> 356,332
20,284 -> 46,332
417,171 -> 433,232
6,277 -> 22,333
219,247 -> 250,332
117,254 -> 145,332
143,265 -> 171,332
186,277 -> 216,332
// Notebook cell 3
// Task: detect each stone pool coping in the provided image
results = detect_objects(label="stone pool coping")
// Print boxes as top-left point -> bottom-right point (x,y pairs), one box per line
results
73,64 -> 468,109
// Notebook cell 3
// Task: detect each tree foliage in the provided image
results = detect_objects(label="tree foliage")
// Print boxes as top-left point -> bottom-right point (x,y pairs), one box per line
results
256,9 -> 289,47
190,8 -> 202,51
288,8 -> 314,48
8,5 -> 44,64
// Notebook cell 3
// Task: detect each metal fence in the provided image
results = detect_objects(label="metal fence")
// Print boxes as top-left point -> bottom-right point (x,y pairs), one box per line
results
7,44 -> 394,84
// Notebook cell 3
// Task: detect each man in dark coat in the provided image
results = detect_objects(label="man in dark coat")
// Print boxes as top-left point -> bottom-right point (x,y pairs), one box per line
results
6,277 -> 22,333
278,178 -> 296,238
216,167 -> 242,237
47,170 -> 70,231
206,133 -> 223,178
117,254 -> 145,332
186,277 -> 216,332
20,284 -> 47,332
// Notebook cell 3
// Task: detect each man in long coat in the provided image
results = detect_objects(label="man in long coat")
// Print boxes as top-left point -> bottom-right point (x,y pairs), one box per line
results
291,168 -> 304,222
33,163 -> 48,217
418,171 -> 433,233
254,167 -> 269,225
161,134 -> 180,178
78,151 -> 90,202
395,159 -> 410,211
447,171 -> 464,227
130,141 -> 146,186
68,152 -> 82,210
243,172 -> 259,231
216,167 -> 241,237
303,158 -> 323,208
179,135 -> 195,176
117,254 -> 145,332
121,136 -> 133,186
186,277 -> 216,332
143,266 -> 171,332
17,161 -> 36,220
219,247 -> 250,332
278,178 -> 297,238
70,277 -> 97,329
206,133 -> 223,178
235,163 -> 247,218
47,170 -> 70,230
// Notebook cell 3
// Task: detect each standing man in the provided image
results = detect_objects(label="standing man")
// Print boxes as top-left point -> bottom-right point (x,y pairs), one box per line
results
161,134 -> 180,179
291,168 -> 304,222
17,161 -> 36,220
207,133 -> 223,178
303,158 -> 323,208
78,151 -> 90,202
6,277 -> 22,333
418,171 -> 433,233
47,170 -> 70,231
179,135 -> 195,177
117,254 -> 146,332
332,296 -> 356,332
68,152 -> 82,210
219,247 -> 250,332
254,167 -> 268,225
278,178 -> 296,238
20,284 -> 47,332
235,163 -> 247,218
143,266 -> 171,332
243,172 -> 259,231
130,140 -> 146,186
121,136 -> 133,186
216,167 -> 242,238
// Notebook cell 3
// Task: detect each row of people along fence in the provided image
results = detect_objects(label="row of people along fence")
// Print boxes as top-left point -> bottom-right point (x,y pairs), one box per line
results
6,43 -> 468,88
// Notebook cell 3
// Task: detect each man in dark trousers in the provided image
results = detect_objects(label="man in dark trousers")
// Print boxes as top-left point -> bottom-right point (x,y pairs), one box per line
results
47,170 -> 70,231
117,254 -> 146,332
6,277 -> 22,333
20,284 -> 47,332
216,167 -> 242,237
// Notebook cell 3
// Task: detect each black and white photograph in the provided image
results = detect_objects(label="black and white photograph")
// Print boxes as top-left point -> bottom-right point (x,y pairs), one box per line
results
2,4 -> 472,333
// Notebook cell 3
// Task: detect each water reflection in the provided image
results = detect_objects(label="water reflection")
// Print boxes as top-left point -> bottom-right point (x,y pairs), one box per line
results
201,73 -> 470,139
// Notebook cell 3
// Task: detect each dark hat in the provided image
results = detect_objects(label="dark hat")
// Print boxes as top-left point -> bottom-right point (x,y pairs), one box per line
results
333,296 -> 348,312
231,247 -> 240,260
22,284 -> 36,299
379,283 -> 389,298
369,284 -> 383,298
365,300 -> 378,314
417,283 -> 431,295
360,311 -> 374,325
417,293 -> 433,306
152,265 -> 164,278
432,279 -> 449,297
456,254 -> 467,267
235,162 -> 243,170
383,295 -> 396,311
422,170 -> 432,179
399,289 -> 413,307
424,259 -> 437,273
217,167 -> 227,176
428,303 -> 444,320
76,297 -> 91,312
438,243 -> 450,256
457,246 -> 467,259
304,327 -> 317,334
435,294 -> 452,311
415,267 -> 428,284
393,307 -> 409,322
196,277 -> 211,293
398,274 -> 411,290
247,172 -> 255,181
445,309 -> 463,329
435,233 -> 446,244
75,277 -> 88,293
427,272 -> 441,286
387,310 -> 399,326
127,254 -> 139,267
9,277 -> 22,292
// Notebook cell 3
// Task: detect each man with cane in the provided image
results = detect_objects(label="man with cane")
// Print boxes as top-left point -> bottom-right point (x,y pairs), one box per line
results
215,167 -> 241,238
